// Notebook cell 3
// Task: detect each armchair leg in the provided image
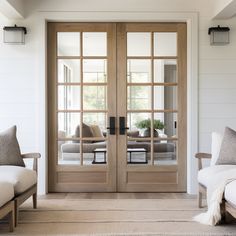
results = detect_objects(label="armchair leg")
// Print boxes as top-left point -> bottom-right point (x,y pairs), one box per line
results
8,208 -> 15,232
13,185 -> 38,227
33,192 -> 37,209
198,191 -> 203,208
14,200 -> 19,227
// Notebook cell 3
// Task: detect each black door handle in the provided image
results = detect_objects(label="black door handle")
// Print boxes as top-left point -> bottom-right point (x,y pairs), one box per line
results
119,117 -> 129,135
107,117 -> 116,135
174,121 -> 177,129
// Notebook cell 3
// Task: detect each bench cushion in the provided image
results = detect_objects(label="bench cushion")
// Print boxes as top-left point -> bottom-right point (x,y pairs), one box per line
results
225,180 -> 236,206
0,182 -> 14,207
198,165 -> 236,188
0,166 -> 37,195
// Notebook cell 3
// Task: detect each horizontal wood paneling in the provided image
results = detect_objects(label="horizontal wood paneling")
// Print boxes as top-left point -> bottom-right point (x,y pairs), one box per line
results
57,172 -> 107,183
127,172 -> 177,184
200,46 -> 236,60
200,60 -> 236,74
200,104 -> 236,118
200,118 -> 236,133
199,89 -> 236,104
199,74 -> 236,89
0,88 -> 39,103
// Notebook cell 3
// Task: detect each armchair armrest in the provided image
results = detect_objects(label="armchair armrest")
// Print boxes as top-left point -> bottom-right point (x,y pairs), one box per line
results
21,153 -> 41,173
195,152 -> 212,170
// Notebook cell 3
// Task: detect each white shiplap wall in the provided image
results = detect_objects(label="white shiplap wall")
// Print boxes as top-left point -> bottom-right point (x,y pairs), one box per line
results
0,38 -> 40,153
0,15 -> 45,190
199,17 -> 236,154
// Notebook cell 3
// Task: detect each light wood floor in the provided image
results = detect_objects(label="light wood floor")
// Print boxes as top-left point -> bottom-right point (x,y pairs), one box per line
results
39,193 -> 197,200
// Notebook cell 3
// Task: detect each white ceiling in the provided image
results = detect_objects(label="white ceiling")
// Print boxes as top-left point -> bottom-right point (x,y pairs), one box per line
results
214,0 -> 236,18
1,0 -> 236,19
25,0 -> 217,13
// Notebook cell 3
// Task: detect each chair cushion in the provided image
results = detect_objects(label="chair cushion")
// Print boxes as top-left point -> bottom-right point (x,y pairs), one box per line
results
225,180 -> 236,206
198,165 -> 236,188
216,127 -> 236,165
210,132 -> 223,166
0,126 -> 25,167
0,166 -> 37,195
0,182 -> 14,207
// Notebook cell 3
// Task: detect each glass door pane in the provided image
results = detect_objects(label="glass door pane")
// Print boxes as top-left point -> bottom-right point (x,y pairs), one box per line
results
154,32 -> 177,56
57,32 -> 80,56
127,33 -> 151,56
83,32 -> 107,56
83,59 -> 107,83
127,59 -> 151,83
56,30 -> 108,166
125,30 -> 179,167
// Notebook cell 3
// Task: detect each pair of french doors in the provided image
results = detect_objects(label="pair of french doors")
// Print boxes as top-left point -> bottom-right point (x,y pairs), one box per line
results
47,22 -> 187,192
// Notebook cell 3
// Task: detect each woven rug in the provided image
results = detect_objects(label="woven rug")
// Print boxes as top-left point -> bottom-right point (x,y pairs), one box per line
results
0,198 -> 236,235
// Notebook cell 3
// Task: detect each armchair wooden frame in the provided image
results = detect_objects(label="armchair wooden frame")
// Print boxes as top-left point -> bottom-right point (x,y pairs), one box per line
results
225,202 -> 236,219
14,153 -> 41,227
0,201 -> 14,232
195,152 -> 212,208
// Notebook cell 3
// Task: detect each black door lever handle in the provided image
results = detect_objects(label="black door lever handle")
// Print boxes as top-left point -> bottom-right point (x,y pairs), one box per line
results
107,117 -> 116,135
119,117 -> 129,135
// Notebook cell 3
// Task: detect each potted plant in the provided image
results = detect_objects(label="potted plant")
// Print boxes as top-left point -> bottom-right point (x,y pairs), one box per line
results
135,118 -> 165,137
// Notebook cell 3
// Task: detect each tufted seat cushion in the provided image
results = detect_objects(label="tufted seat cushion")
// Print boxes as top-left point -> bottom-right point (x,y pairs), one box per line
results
225,180 -> 236,206
0,182 -> 14,207
0,166 -> 37,195
198,165 -> 236,188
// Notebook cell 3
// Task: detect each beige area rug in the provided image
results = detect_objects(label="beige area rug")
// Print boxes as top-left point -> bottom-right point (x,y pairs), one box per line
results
0,199 -> 236,235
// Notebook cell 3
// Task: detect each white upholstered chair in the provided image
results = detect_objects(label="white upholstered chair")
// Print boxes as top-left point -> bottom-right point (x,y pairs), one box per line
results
196,132 -> 236,208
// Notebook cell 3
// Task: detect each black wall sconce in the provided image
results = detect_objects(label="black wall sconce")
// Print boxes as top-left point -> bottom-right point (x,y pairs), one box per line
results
3,24 -> 27,44
208,25 -> 230,45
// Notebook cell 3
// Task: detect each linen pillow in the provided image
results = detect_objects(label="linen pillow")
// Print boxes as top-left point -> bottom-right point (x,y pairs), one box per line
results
90,125 -> 104,138
74,123 -> 94,143
210,132 -> 223,166
0,126 -> 25,167
216,127 -> 236,165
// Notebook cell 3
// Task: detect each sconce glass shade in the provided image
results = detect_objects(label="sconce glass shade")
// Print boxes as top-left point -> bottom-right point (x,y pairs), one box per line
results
208,25 -> 230,45
3,25 -> 27,44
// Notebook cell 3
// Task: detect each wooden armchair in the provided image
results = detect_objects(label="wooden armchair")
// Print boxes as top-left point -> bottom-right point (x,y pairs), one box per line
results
195,152 -> 212,208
